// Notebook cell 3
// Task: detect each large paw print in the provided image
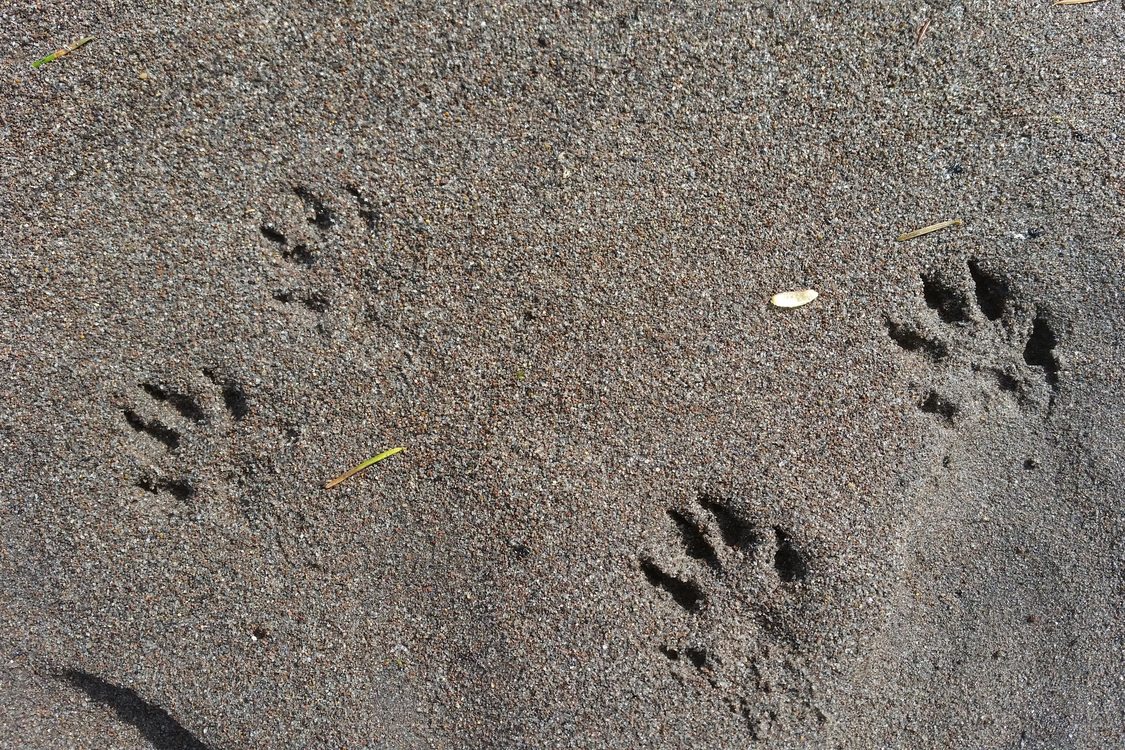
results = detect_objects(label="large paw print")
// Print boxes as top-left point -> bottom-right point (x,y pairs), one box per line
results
119,369 -> 249,502
639,493 -> 818,738
885,257 -> 1061,422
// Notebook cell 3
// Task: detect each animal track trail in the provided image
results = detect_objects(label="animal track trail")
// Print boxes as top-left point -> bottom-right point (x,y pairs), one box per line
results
258,184 -> 381,327
885,257 -> 1062,424
639,492 -> 823,739
119,369 -> 250,505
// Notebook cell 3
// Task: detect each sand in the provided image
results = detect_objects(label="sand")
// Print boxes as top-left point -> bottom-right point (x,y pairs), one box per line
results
1,1 -> 1122,748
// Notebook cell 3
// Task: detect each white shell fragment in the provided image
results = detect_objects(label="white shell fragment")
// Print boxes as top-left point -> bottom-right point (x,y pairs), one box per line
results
770,289 -> 819,308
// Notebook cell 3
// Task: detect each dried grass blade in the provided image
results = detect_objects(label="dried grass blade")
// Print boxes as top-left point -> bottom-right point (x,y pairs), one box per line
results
896,219 -> 963,242
325,446 -> 405,489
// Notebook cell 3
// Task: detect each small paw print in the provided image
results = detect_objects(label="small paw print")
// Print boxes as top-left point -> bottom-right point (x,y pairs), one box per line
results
257,184 -> 381,325
119,369 -> 249,501
639,492 -> 815,736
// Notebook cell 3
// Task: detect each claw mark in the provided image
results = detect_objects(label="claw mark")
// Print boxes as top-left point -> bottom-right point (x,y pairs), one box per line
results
136,475 -> 195,501
259,224 -> 315,265
885,318 -> 947,360
293,186 -> 335,230
140,383 -> 206,424
698,494 -> 760,552
281,243 -> 315,265
921,271 -> 971,324
989,368 -> 1020,393
1023,314 -> 1060,388
919,390 -> 957,424
202,369 -> 250,420
773,528 -> 808,582
661,645 -> 709,669
122,409 -> 181,450
967,258 -> 1009,321
273,289 -> 330,314
58,670 -> 213,750
345,186 -> 379,230
260,224 -> 287,244
668,508 -> 719,567
640,557 -> 705,612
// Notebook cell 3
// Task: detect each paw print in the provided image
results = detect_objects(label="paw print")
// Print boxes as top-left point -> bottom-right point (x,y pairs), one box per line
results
885,258 -> 1061,422
258,184 -> 380,326
639,493 -> 819,738
119,369 -> 249,502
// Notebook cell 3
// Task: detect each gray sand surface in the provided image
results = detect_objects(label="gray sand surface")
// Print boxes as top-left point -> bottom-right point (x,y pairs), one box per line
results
2,1 -> 1123,748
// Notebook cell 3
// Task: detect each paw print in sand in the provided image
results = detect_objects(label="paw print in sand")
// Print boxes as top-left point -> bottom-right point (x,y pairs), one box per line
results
885,257 -> 1062,422
640,492 -> 820,738
119,369 -> 249,502
258,184 -> 380,323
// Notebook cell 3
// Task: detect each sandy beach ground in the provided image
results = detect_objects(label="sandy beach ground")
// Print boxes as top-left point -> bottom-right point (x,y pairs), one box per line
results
1,1 -> 1122,748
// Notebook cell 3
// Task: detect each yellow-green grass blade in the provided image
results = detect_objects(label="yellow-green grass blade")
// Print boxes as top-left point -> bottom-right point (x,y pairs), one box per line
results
325,446 -> 405,489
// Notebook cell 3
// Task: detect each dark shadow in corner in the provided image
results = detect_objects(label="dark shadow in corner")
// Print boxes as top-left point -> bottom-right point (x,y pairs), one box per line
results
59,670 -> 213,750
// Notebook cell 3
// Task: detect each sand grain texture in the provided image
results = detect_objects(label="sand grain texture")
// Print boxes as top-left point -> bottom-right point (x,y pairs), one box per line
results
1,1 -> 1122,748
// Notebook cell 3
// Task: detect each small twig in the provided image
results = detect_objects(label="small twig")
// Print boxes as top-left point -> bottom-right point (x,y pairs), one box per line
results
32,35 -> 95,69
915,19 -> 932,46
1054,0 -> 1104,5
325,446 -> 405,489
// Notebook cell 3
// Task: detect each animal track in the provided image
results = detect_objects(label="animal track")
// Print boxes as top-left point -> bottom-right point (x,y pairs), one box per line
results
120,369 -> 249,501
886,257 -> 1061,421
259,184 -> 382,323
259,186 -> 338,266
640,492 -> 819,738
271,288 -> 329,314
